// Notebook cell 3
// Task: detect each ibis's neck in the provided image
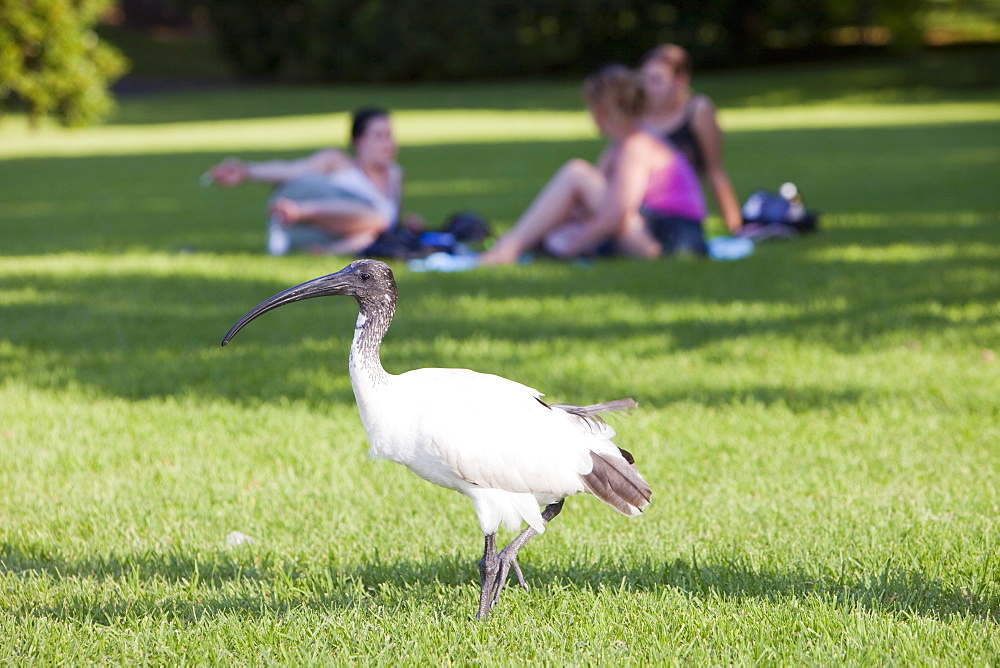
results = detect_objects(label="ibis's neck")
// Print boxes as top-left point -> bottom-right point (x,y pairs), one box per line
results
349,298 -> 394,387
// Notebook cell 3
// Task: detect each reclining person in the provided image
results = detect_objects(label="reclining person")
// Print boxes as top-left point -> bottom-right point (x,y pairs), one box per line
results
207,107 -> 414,256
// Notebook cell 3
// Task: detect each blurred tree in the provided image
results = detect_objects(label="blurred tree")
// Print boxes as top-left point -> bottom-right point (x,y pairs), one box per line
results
181,0 -> 979,82
0,0 -> 128,127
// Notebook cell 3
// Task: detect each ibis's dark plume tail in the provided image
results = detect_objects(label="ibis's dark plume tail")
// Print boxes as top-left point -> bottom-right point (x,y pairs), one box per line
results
581,451 -> 652,516
221,269 -> 354,346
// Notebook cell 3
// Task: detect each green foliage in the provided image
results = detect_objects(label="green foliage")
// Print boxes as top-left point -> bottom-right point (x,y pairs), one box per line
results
0,0 -> 127,127
0,55 -> 998,661
194,0 -> 931,82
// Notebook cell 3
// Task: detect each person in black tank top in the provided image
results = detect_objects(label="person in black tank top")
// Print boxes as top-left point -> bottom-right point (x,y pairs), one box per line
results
666,104 -> 705,175
640,44 -> 743,234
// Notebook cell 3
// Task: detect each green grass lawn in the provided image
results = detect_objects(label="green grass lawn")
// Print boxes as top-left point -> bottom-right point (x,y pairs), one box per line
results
1,53 -> 998,664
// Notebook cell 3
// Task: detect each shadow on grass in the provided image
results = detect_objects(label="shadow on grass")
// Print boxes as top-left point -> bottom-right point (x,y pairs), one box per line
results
606,554 -> 998,624
0,220 -> 996,408
3,541 -> 996,626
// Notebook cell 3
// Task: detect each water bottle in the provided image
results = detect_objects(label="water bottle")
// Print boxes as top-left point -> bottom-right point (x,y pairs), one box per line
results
780,182 -> 805,222
267,218 -> 291,256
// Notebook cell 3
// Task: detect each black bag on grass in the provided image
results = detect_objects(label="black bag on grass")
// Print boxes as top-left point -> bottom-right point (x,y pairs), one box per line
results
362,211 -> 492,259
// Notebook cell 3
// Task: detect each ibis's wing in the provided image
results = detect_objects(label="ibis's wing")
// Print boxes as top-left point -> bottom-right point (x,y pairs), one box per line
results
396,369 -> 631,496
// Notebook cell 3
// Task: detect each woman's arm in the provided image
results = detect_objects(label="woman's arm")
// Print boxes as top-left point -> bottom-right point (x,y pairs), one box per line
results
690,96 -> 743,233
210,148 -> 351,187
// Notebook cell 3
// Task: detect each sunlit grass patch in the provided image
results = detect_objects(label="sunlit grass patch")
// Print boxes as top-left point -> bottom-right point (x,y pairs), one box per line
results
809,240 -> 1000,264
1,101 -> 996,159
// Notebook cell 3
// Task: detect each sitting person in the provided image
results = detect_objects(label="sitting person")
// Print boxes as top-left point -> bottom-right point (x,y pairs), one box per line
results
639,44 -> 742,234
207,107 -> 416,256
479,64 -> 707,266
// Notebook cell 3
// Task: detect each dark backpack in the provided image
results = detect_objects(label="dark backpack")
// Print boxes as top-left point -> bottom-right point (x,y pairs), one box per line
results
363,211 -> 492,259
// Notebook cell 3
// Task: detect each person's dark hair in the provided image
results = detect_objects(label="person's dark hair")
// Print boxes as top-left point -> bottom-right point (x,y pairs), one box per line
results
642,44 -> 691,77
350,107 -> 390,146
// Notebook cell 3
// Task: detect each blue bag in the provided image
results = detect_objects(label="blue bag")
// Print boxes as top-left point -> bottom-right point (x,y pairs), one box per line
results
741,183 -> 818,233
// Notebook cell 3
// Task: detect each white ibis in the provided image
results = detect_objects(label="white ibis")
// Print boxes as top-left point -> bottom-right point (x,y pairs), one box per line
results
222,259 -> 651,619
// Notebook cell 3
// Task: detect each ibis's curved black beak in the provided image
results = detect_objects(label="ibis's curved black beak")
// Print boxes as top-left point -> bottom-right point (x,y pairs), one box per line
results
221,268 -> 354,346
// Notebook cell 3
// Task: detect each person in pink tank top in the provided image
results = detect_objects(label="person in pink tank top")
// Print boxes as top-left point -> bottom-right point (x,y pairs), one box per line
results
480,64 -> 708,265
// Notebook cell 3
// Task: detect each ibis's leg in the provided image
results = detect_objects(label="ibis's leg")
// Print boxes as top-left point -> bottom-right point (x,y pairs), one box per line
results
476,533 -> 499,621
487,501 -> 565,611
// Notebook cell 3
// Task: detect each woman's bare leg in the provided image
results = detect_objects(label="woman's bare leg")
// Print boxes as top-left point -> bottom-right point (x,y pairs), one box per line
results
480,159 -> 606,265
271,197 -> 390,254
304,209 -> 388,238
307,210 -> 388,255
541,221 -> 589,257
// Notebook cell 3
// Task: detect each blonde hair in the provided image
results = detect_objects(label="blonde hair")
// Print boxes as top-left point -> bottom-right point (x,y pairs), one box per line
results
642,43 -> 692,77
582,64 -> 647,121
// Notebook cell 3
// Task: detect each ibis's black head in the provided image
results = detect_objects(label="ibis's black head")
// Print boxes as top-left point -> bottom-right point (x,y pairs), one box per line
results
221,259 -> 397,346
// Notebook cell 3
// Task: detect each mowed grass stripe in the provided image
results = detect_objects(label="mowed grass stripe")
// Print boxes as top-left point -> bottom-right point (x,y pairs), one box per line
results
2,102 -> 998,158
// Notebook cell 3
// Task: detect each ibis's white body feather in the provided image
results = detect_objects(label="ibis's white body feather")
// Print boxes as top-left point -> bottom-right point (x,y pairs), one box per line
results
351,357 -> 625,534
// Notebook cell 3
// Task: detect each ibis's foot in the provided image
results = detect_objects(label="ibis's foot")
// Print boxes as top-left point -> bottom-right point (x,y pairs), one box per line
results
474,501 -> 566,621
509,556 -> 528,591
477,538 -> 531,619
491,550 -> 526,604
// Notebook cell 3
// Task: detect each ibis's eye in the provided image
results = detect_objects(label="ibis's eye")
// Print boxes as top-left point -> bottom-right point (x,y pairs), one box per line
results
360,272 -> 372,281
